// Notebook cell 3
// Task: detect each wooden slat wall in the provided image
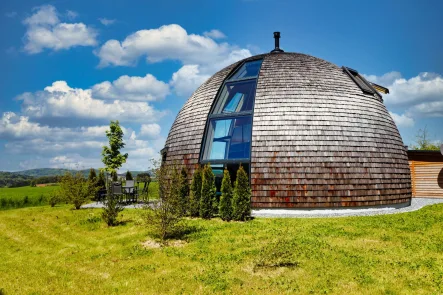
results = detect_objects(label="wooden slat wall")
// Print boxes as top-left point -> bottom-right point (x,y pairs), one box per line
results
250,53 -> 411,208
409,160 -> 443,198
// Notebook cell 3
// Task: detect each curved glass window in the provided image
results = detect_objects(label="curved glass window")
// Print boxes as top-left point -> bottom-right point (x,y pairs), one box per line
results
201,59 -> 262,163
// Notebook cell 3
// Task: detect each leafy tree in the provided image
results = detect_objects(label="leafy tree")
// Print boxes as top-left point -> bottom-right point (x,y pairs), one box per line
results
143,162 -> 184,243
30,180 -> 36,187
189,166 -> 202,217
102,193 -> 124,226
125,170 -> 133,180
179,167 -> 190,215
101,120 -> 129,176
88,168 -> 97,182
411,126 -> 441,151
219,169 -> 233,221
59,172 -> 98,210
97,170 -> 106,189
232,165 -> 251,221
200,164 -> 216,219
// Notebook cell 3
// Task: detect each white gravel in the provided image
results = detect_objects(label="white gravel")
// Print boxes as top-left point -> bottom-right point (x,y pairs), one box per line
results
251,198 -> 443,218
82,198 -> 443,218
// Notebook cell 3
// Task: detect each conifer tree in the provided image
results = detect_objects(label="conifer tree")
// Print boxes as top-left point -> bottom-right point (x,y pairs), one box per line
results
200,164 -> 216,219
189,166 -> 202,217
125,170 -> 133,180
88,168 -> 97,182
179,167 -> 190,215
232,165 -> 251,221
219,168 -> 233,221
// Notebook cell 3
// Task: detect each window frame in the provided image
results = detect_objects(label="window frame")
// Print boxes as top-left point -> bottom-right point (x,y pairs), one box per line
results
199,58 -> 263,165
343,66 -> 382,99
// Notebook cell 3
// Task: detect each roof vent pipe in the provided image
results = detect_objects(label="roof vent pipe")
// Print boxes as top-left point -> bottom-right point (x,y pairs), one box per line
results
271,32 -> 284,53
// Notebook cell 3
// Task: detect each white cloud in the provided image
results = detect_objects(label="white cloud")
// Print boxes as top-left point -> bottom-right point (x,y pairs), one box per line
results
203,29 -> 226,39
99,18 -> 116,26
16,81 -> 166,123
140,123 -> 161,138
389,112 -> 414,128
95,24 -> 251,68
92,74 -> 170,101
23,5 -> 97,54
170,65 -> 210,97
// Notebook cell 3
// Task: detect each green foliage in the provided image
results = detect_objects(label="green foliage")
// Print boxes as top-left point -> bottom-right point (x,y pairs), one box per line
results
179,167 -> 190,215
112,171 -> 118,182
0,171 -> 33,188
88,168 -> 97,182
125,170 -> 133,181
101,120 -> 129,174
232,165 -> 251,221
48,190 -> 62,207
97,170 -> 106,189
189,166 -> 202,217
411,126 -> 441,150
143,163 -> 184,243
30,180 -> 36,187
59,172 -> 98,210
102,193 -> 124,226
219,169 -> 233,221
0,186 -> 59,210
200,164 -> 216,219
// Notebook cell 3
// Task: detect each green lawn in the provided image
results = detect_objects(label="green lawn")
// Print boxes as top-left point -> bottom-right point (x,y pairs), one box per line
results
0,186 -> 59,210
1,204 -> 443,294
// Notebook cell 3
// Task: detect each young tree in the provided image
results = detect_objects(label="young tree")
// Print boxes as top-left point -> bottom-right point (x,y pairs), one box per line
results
125,170 -> 133,180
411,126 -> 440,150
200,164 -> 216,219
143,162 -> 184,243
101,120 -> 129,176
232,165 -> 251,221
102,192 -> 124,226
97,169 -> 106,189
179,167 -> 190,215
88,168 -> 97,182
219,169 -> 233,221
189,166 -> 202,217
60,172 -> 98,210
112,171 -> 118,182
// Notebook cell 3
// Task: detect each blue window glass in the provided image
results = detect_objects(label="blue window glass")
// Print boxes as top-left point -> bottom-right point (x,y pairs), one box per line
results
213,80 -> 256,114
203,116 -> 252,160
228,60 -> 262,81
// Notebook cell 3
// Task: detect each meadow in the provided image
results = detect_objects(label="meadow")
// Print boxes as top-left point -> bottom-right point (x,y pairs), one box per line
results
0,203 -> 442,294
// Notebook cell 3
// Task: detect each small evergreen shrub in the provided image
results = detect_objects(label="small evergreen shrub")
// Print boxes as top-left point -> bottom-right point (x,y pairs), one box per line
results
189,166 -> 202,217
179,167 -> 190,216
232,165 -> 251,221
88,168 -> 97,182
102,193 -> 124,226
125,170 -> 133,181
200,164 -> 216,219
219,169 -> 233,221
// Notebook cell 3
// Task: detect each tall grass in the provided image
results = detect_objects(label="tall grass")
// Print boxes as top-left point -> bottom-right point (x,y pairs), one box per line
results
0,186 -> 60,210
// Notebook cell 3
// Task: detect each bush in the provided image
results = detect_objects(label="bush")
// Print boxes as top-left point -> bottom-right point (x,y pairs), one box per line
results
143,163 -> 184,243
97,170 -> 106,190
125,170 -> 133,181
189,166 -> 202,217
200,164 -> 216,219
219,169 -> 233,221
48,190 -> 62,207
60,172 -> 98,209
102,193 -> 124,226
88,168 -> 97,182
179,167 -> 190,215
232,165 -> 251,221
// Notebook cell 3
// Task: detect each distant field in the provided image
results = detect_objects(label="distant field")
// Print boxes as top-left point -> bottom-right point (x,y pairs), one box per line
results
0,186 -> 59,210
0,182 -> 159,210
1,204 -> 443,294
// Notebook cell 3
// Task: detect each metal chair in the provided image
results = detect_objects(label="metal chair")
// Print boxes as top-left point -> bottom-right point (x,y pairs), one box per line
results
112,182 -> 124,203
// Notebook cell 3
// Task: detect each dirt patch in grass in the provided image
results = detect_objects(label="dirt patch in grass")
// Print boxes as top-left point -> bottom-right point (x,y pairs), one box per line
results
141,238 -> 187,248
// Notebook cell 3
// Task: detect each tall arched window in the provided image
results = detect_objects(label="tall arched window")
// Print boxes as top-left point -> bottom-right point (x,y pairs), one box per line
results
200,59 -> 262,182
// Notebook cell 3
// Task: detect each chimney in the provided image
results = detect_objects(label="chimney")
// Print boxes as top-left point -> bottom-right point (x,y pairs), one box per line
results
271,31 -> 284,53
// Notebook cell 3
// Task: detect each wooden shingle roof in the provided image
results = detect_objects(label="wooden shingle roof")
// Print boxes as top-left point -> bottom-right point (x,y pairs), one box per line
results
164,52 -> 412,208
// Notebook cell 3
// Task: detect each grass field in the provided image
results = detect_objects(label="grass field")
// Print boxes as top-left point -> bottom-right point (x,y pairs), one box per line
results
1,204 -> 442,294
0,186 -> 59,210
0,182 -> 159,211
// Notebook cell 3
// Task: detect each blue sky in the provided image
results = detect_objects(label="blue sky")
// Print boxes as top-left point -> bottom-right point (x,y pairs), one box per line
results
0,0 -> 442,171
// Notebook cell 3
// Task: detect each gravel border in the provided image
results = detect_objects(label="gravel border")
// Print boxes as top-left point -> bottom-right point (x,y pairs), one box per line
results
251,198 -> 443,218
82,198 -> 443,218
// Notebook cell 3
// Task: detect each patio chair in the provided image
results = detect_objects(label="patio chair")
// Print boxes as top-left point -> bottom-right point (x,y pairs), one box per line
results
123,180 -> 138,203
112,182 -> 124,203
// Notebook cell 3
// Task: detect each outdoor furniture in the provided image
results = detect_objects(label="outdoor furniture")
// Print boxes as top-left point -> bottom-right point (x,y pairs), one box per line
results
122,180 -> 138,203
112,182 -> 124,203
96,188 -> 107,203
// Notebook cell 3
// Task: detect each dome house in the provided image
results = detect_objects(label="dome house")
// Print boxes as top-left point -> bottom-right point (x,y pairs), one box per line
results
162,32 -> 412,209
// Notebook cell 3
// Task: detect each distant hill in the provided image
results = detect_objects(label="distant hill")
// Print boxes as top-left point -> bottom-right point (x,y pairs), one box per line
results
0,171 -> 34,187
12,168 -> 151,178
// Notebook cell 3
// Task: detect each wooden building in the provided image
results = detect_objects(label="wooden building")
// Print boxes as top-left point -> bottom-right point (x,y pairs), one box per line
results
163,34 -> 412,208
408,150 -> 443,198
